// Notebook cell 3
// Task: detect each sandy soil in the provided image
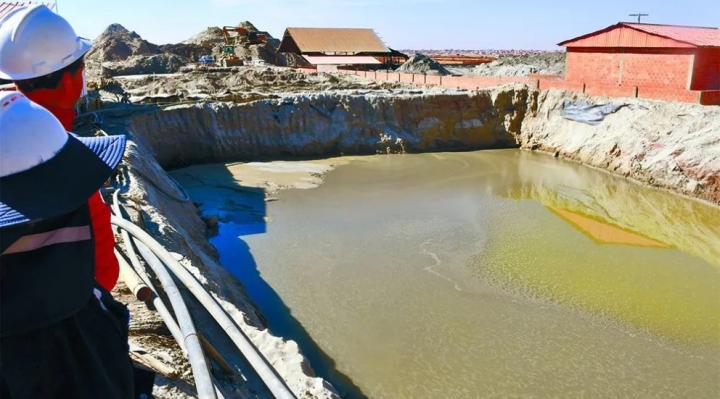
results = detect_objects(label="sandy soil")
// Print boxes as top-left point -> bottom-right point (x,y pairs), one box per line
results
110,67 -> 412,101
175,158 -> 350,193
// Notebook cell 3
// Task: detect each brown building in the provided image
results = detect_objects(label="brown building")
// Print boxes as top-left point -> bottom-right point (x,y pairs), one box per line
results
558,22 -> 720,94
277,27 -> 405,71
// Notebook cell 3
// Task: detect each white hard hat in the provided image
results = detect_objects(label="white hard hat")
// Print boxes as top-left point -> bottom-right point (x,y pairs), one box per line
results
0,4 -> 92,80
0,90 -> 126,227
0,91 -> 68,177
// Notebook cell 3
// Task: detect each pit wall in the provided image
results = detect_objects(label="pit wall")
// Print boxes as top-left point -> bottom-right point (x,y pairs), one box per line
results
294,68 -> 720,105
129,86 -> 720,205
128,89 -> 527,168
115,134 -> 341,399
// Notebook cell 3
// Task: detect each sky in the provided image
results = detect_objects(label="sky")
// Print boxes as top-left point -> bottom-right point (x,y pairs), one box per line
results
55,0 -> 720,50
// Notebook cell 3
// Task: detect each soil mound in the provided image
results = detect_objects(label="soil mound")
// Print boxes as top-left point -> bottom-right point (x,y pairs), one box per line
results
396,53 -> 451,76
180,22 -> 282,65
183,26 -> 224,47
86,23 -> 158,62
469,52 -> 565,76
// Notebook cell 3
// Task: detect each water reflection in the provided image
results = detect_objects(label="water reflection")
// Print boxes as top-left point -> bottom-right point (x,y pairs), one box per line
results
478,150 -> 720,345
545,207 -> 671,248
177,150 -> 720,399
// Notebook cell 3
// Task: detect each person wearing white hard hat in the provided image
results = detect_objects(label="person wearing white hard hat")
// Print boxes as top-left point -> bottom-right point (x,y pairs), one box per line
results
0,91 -> 134,398
0,4 -> 122,298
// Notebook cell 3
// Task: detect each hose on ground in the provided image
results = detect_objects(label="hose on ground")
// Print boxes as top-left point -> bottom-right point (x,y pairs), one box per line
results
111,193 -> 185,349
111,192 -> 217,399
133,239 -> 223,399
113,217 -> 228,399
110,215 -> 298,399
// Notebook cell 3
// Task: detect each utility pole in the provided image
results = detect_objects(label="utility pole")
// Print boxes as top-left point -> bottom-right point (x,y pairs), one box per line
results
629,13 -> 648,23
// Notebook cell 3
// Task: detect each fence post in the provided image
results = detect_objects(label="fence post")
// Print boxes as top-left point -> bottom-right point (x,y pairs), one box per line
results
582,83 -> 586,94
633,86 -> 639,98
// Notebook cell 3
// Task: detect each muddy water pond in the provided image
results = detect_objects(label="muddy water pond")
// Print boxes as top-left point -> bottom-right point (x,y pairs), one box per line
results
174,150 -> 720,399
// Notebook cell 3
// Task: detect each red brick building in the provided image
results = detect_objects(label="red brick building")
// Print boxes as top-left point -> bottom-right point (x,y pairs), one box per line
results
556,22 -> 720,104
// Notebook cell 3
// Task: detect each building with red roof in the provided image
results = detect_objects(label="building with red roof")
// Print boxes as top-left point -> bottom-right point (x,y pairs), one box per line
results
558,22 -> 720,94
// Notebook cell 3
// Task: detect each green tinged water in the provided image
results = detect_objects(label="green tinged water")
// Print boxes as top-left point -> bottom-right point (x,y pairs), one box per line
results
177,150 -> 720,399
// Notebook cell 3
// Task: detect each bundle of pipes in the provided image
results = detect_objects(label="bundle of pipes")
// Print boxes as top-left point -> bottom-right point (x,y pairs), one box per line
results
109,180 -> 297,398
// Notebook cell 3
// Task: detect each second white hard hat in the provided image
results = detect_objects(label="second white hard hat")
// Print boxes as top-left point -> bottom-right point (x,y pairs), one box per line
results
0,4 -> 92,80
0,90 -> 127,226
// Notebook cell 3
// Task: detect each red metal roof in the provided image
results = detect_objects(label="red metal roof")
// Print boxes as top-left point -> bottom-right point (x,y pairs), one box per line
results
559,22 -> 720,48
302,55 -> 381,65
0,2 -> 55,19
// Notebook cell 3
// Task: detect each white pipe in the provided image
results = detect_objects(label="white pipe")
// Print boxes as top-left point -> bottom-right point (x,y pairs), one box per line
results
110,193 -> 215,398
110,216 -> 297,399
132,242 -> 232,399
133,239 -> 218,399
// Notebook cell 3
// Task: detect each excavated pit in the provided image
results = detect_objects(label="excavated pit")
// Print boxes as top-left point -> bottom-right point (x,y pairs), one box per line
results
110,84 -> 720,398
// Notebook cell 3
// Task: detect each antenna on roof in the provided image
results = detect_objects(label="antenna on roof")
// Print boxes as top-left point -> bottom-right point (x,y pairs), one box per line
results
629,13 -> 648,23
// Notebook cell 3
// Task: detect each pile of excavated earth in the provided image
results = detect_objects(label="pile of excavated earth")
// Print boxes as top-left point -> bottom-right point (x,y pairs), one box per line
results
77,20 -> 720,399
444,51 -> 566,76
396,53 -> 451,75
84,21 -> 294,79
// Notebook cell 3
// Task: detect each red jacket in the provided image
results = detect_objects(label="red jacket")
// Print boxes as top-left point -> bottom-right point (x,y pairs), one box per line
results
23,89 -> 120,292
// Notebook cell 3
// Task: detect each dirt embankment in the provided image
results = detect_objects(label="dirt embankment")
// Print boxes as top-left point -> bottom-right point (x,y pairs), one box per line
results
127,86 -> 720,205
104,129 -> 341,399
520,89 -> 720,205
127,88 -> 526,168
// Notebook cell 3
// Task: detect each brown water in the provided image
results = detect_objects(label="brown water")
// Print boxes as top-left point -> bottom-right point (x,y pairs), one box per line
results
180,150 -> 720,399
